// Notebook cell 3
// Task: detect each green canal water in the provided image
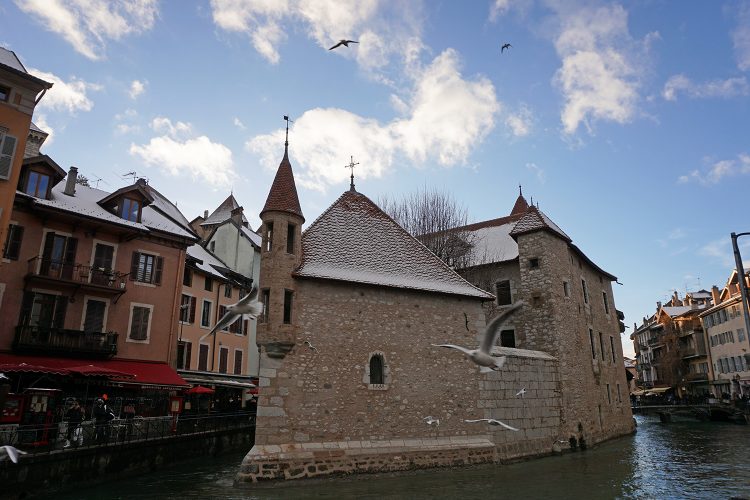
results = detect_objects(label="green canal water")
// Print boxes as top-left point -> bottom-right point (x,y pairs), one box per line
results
58,415 -> 750,499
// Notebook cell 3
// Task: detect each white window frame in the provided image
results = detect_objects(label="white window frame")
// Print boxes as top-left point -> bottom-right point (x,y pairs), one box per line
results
89,239 -> 119,281
79,295 -> 110,332
126,302 -> 153,344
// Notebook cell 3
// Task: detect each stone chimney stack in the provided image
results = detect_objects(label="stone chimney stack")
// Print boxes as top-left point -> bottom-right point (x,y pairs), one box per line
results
63,166 -> 78,196
711,286 -> 721,305
231,206 -> 244,225
656,301 -> 662,311
204,210 -> 209,219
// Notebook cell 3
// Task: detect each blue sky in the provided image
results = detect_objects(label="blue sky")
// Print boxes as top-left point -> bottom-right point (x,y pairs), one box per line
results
2,0 -> 750,356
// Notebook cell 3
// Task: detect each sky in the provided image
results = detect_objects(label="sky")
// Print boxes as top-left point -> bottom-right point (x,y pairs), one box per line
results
2,0 -> 750,357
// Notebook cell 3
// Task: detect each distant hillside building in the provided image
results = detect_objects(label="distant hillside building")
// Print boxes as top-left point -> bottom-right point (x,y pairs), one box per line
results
236,143 -> 634,483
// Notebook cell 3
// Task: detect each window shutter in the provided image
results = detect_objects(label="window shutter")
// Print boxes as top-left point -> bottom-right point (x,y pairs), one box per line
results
189,296 -> 196,323
54,295 -> 68,329
185,342 -> 192,370
234,351 -> 243,375
19,291 -> 34,325
3,225 -> 23,260
130,252 -> 140,280
0,134 -> 17,180
154,256 -> 163,285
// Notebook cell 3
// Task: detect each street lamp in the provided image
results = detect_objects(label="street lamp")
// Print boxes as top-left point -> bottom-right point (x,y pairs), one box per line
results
730,232 -> 750,345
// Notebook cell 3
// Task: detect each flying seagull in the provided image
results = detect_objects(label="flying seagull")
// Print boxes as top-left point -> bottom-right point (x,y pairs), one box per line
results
464,418 -> 519,431
516,388 -> 527,398
0,445 -> 27,464
329,39 -> 358,50
501,43 -> 512,53
423,416 -> 440,426
304,340 -> 318,353
432,301 -> 523,373
209,286 -> 262,335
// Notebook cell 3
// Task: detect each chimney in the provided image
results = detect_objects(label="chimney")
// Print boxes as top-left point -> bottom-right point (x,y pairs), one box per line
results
203,210 -> 208,219
230,206 -> 244,225
63,166 -> 78,196
656,301 -> 662,311
711,286 -> 720,305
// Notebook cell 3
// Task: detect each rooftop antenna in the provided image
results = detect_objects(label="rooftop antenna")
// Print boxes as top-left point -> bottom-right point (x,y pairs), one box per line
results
345,155 -> 359,191
91,175 -> 104,188
121,171 -> 137,183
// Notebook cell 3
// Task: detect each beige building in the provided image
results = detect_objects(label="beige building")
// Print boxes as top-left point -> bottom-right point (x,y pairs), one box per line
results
701,272 -> 750,398
236,144 -> 634,484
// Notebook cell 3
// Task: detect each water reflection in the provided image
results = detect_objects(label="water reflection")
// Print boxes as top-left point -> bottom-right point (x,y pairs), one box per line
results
58,416 -> 750,499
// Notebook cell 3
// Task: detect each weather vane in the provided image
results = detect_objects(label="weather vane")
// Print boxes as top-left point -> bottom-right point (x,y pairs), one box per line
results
283,115 -> 293,147
345,155 -> 359,191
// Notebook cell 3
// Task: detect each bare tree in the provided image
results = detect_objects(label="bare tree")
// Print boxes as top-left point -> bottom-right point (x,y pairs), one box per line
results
379,186 -> 475,268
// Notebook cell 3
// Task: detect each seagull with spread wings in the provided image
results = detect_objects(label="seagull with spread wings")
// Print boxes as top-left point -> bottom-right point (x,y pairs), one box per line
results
0,445 -> 27,464
501,43 -> 512,53
432,301 -> 523,373
423,416 -> 440,426
464,418 -> 519,431
209,286 -> 262,335
329,39 -> 358,50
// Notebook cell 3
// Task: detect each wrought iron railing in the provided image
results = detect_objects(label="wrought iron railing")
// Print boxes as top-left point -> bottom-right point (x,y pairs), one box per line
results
0,411 -> 256,453
13,325 -> 118,357
26,256 -> 128,291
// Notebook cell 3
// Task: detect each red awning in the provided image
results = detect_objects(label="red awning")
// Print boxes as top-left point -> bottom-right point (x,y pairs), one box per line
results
0,354 -> 188,390
0,362 -> 71,376
185,385 -> 215,395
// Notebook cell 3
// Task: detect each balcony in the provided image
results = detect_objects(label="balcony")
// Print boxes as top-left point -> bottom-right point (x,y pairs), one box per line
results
681,346 -> 706,359
13,325 -> 118,358
684,372 -> 709,382
25,257 -> 128,302
648,335 -> 663,347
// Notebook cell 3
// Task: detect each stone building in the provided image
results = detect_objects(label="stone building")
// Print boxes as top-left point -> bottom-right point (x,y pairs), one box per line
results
237,143 -> 634,483
452,190 -> 634,446
700,271 -> 750,398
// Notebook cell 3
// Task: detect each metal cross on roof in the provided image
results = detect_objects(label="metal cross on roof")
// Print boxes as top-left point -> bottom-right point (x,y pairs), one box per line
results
345,155 -> 359,191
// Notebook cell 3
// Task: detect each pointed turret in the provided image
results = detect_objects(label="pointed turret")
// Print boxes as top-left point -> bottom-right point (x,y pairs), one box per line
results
256,129 -> 304,359
510,185 -> 529,216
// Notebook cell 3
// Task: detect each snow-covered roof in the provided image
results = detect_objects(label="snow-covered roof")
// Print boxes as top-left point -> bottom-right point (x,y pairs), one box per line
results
25,182 -> 196,240
295,190 -> 493,300
240,225 -> 262,247
186,244 -> 231,280
661,306 -> 694,318
463,222 -> 519,266
201,194 -> 247,227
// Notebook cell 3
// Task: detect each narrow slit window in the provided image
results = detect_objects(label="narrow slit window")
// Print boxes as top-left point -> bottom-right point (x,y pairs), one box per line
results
286,223 -> 296,254
283,289 -> 293,324
369,354 -> 384,385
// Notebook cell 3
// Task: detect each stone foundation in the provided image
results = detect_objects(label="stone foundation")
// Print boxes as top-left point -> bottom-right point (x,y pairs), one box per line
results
235,436 -> 496,483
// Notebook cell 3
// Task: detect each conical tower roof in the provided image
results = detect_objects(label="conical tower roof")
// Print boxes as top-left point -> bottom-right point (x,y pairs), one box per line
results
260,149 -> 304,222
510,193 -> 529,215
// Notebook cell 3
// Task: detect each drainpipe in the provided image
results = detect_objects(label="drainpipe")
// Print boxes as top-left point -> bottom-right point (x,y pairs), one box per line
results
211,281 -> 222,371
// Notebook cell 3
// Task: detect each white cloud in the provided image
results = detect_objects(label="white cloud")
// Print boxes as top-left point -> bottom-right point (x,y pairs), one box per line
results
115,123 -> 140,135
550,4 -> 648,135
15,0 -> 158,60
505,104 -> 533,137
29,68 -> 101,114
525,162 -> 545,183
489,0 -> 513,21
130,126 -> 236,188
128,80 -> 146,99
732,2 -> 750,71
233,117 -> 246,130
662,74 -> 749,101
678,154 -> 750,185
150,117 -> 192,138
247,49 -> 500,191
210,0 -> 418,74
32,114 -> 55,145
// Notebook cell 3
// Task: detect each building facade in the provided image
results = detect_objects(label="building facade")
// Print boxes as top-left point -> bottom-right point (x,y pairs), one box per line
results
700,272 -> 750,398
0,47 -> 52,253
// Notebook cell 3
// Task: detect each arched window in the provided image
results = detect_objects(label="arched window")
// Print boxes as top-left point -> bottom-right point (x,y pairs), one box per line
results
369,354 -> 384,385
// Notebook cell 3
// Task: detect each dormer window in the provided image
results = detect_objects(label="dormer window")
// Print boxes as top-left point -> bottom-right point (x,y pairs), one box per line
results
121,197 -> 141,222
24,170 -> 50,198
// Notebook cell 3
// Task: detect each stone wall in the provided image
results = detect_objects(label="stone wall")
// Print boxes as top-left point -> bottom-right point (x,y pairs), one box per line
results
515,230 -> 634,444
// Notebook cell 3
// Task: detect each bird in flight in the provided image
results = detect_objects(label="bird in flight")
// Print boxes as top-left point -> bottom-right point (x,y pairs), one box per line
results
432,301 -> 523,373
501,43 -> 512,53
304,340 -> 318,353
516,388 -> 527,398
0,445 -> 27,464
423,416 -> 440,426
209,286 -> 262,335
464,418 -> 519,431
329,39 -> 358,50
